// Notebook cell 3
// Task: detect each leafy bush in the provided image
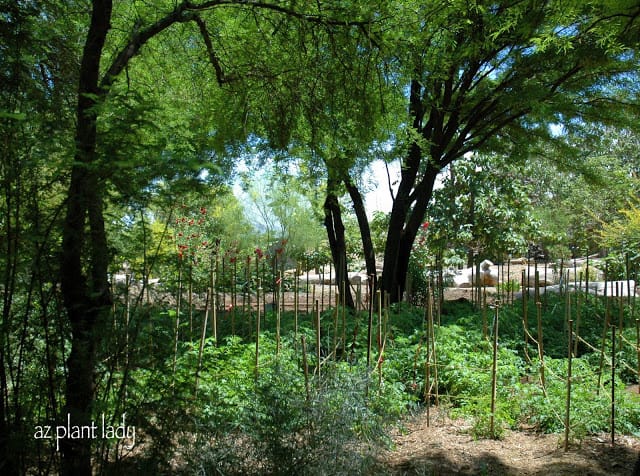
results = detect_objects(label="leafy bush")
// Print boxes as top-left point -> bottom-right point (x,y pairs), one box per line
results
173,335 -> 406,475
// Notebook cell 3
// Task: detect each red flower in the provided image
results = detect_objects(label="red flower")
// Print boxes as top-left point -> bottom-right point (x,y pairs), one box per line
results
254,247 -> 263,259
200,207 -> 207,215
230,257 -> 236,263
421,221 -> 429,229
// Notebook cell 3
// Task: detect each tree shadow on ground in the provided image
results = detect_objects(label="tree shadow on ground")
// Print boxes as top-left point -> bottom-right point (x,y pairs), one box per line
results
385,445 -> 640,476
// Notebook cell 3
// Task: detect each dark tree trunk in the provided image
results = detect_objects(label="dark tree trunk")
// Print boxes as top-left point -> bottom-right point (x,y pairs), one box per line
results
323,178 -> 355,309
60,2 -> 112,475
345,179 -> 377,281
380,149 -> 439,303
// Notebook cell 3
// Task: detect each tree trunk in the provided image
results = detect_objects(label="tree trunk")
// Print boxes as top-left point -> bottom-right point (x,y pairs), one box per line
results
60,2 -> 112,474
345,178 -> 377,280
323,178 -> 355,309
380,154 -> 439,303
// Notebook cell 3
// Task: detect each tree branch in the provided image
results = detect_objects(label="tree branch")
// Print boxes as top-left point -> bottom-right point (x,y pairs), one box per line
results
191,15 -> 234,85
100,0 -> 375,93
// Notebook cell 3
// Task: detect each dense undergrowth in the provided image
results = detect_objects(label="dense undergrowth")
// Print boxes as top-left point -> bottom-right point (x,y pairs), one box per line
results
96,292 -> 639,474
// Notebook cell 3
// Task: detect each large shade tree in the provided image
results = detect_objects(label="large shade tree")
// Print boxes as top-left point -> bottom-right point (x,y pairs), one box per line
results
369,0 -> 640,302
56,1 -> 375,473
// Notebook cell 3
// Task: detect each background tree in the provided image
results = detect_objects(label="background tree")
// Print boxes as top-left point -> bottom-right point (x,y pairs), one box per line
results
427,153 -> 540,267
0,1 -> 82,472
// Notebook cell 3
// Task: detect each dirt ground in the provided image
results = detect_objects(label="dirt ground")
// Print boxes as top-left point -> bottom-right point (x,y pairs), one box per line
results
381,407 -> 640,476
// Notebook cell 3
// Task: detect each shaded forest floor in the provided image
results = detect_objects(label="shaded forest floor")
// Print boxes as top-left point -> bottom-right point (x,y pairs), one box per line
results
381,407 -> 640,475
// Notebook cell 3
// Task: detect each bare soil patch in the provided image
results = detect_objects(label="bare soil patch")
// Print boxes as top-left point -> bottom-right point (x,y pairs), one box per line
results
381,408 -> 640,475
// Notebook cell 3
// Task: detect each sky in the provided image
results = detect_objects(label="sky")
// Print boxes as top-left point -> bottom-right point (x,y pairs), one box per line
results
362,159 -> 401,216
234,158 -> 402,221
232,156 -> 452,225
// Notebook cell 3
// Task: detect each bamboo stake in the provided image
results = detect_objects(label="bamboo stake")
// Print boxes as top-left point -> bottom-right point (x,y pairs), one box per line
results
232,258 -> 237,336
125,271 -> 131,369
294,267 -> 299,356
500,259 -> 504,302
312,284 -> 316,316
522,270 -> 530,364
377,291 -> 385,390
333,291 -> 338,362
366,285 -> 374,368
306,256 -> 310,314
611,325 -> 616,446
276,271 -> 281,356
315,300 -> 321,382
482,288 -> 488,340
221,256 -> 226,317
262,260 -> 267,313
565,319 -> 573,452
565,274 -> 571,346
537,301 -> 545,389
617,282 -> 624,353
246,258 -> 251,338
321,265 -> 325,311
255,279 -> 261,380
506,255 -> 511,305
626,252 -> 631,307
188,263 -> 193,338
636,319 -> 639,395
490,303 -> 500,439
173,258 -> 183,375
210,251 -> 217,344
328,264 -> 332,309
429,286 -> 439,406
544,260 -> 548,309
212,285 -> 217,345
425,288 -> 432,427
632,260 -> 637,325
471,256 -> 475,308
301,335 -> 310,402
574,273 -> 581,356
597,263 -> 611,394
377,290 -> 382,354
585,251 -> 590,307
195,286 -> 210,396
342,282 -> 347,360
